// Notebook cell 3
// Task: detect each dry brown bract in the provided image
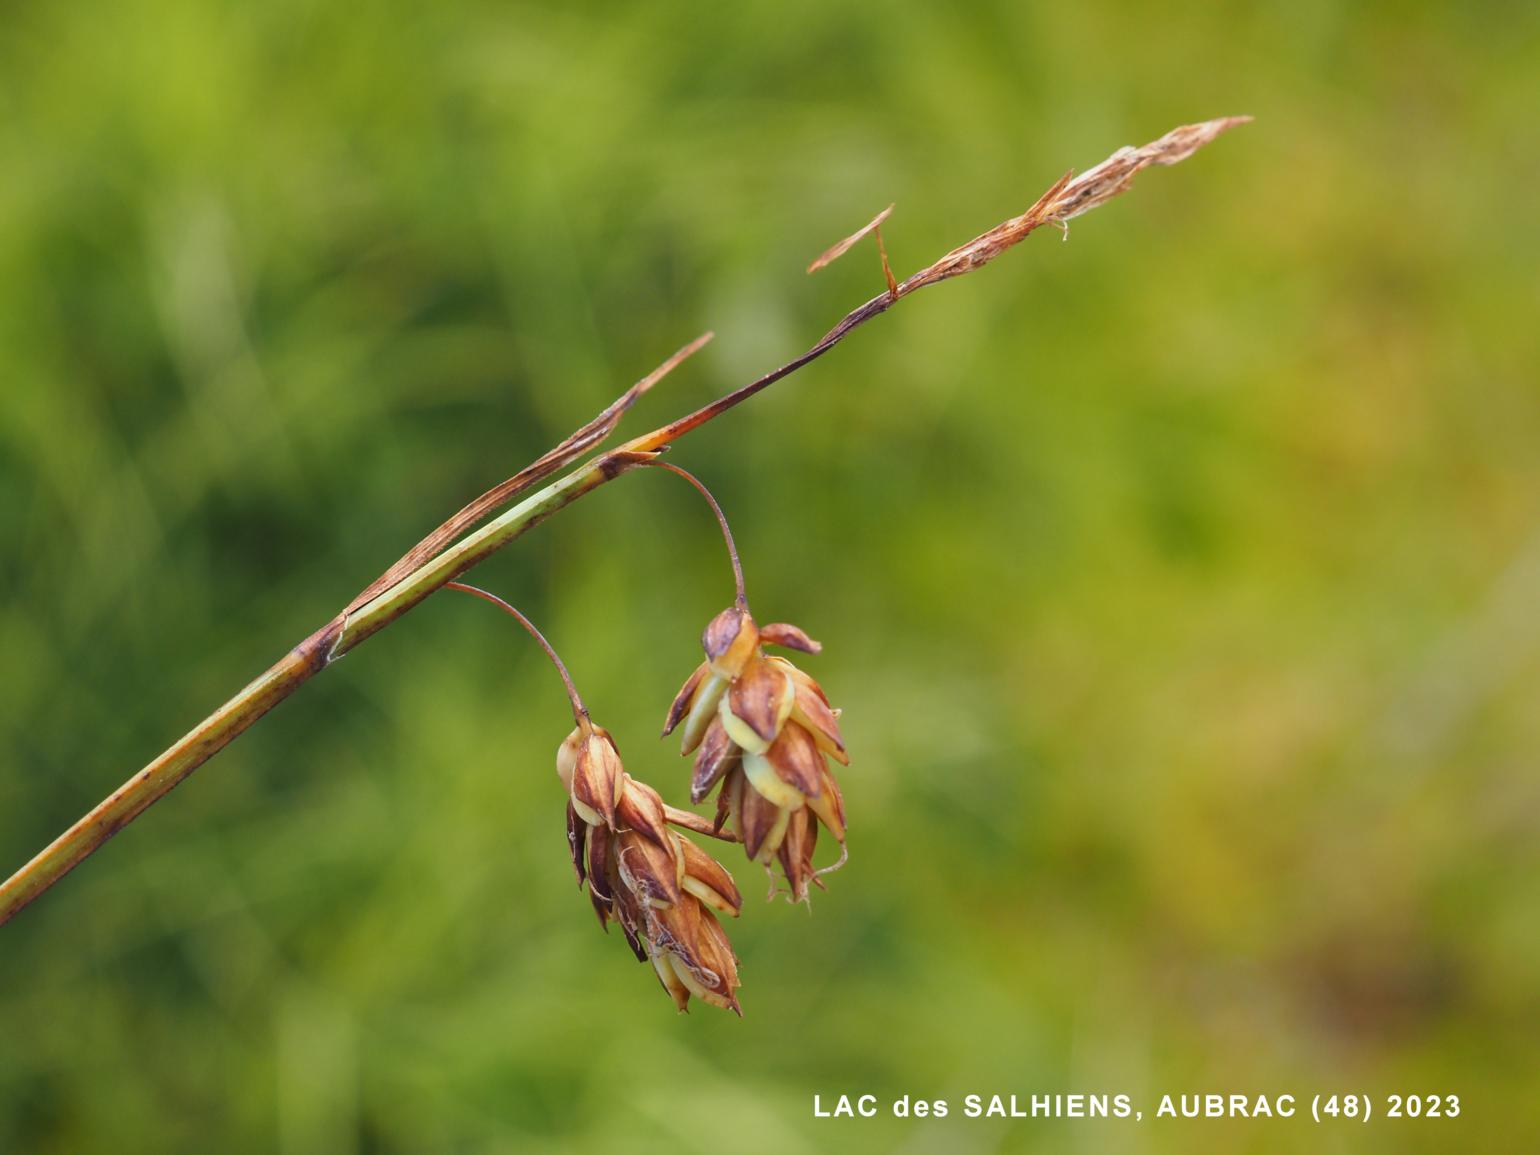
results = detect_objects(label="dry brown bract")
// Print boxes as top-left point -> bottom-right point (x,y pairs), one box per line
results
808,204 -> 895,275
903,116 -> 1250,292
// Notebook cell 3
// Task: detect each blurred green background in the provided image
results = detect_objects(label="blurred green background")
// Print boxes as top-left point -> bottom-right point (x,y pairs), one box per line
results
2,2 -> 1537,1152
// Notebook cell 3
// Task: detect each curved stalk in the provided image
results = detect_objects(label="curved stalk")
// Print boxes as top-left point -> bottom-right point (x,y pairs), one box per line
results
650,462 -> 749,608
444,582 -> 589,723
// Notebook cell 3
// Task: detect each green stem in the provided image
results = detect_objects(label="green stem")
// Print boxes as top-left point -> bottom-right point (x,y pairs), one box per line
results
0,454 -> 634,928
334,454 -> 632,656
0,648 -> 323,927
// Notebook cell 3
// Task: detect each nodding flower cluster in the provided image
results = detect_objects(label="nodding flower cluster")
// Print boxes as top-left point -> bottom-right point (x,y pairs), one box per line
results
452,463 -> 849,1016
664,606 -> 847,902
558,721 -> 744,1013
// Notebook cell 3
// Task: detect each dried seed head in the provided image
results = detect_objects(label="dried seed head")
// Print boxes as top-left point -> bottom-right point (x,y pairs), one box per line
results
665,607 -> 850,902
564,732 -> 745,1014
444,583 -> 742,1011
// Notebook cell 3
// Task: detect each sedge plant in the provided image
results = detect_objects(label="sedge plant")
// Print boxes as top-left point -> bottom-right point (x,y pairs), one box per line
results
0,117 -> 1249,1011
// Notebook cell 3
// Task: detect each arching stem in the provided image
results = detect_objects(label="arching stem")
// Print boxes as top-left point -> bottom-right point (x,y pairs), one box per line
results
0,116 -> 1247,929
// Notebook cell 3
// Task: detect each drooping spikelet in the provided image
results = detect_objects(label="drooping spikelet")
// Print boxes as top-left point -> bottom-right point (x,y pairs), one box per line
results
558,721 -> 743,1013
663,607 -> 848,901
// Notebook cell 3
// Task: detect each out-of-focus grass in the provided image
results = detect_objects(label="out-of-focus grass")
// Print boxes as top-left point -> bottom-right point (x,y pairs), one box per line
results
1,3 -> 1537,1152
